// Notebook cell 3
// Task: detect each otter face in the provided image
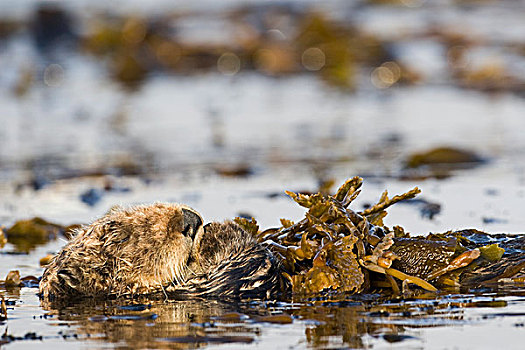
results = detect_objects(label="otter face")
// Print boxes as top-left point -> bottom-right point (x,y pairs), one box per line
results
39,203 -> 204,299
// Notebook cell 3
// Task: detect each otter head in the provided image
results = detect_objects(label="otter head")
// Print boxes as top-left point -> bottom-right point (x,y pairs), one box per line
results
39,203 -> 206,299
121,203 -> 204,291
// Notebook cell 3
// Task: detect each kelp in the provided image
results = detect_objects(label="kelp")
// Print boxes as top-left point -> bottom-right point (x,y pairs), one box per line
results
237,176 -> 425,295
4,270 -> 21,287
4,218 -> 78,253
5,218 -> 63,253
0,228 -> 6,249
39,254 -> 54,266
0,296 -> 7,321
405,147 -> 483,169
479,244 -> 505,263
237,176 -> 523,296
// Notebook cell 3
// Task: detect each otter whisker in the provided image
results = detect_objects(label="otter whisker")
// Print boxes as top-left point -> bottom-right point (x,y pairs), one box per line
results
159,283 -> 168,300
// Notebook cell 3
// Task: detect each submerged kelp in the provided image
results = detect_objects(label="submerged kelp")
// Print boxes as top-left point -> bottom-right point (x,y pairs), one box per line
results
236,176 -> 525,296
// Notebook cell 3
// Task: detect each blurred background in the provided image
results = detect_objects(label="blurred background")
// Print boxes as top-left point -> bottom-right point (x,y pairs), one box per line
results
1,0 -> 525,233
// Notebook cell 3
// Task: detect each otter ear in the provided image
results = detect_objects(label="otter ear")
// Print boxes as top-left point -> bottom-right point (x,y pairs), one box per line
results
181,208 -> 203,239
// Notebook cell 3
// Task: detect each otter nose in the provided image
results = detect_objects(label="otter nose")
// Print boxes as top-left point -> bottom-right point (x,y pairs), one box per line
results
182,208 -> 203,239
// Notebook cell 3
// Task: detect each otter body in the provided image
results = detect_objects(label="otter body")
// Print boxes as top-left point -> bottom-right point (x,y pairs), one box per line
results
39,204 -> 285,301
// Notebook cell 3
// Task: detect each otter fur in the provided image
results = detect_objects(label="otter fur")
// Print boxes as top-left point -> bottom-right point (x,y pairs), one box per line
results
175,222 -> 286,298
39,203 -> 286,301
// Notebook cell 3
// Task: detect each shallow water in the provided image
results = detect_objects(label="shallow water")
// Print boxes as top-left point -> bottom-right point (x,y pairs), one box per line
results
2,0 -> 525,348
3,275 -> 525,349
1,164 -> 525,349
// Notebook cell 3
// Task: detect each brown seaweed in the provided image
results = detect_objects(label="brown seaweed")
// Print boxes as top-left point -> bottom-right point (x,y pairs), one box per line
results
239,176 -> 524,296
5,218 -> 65,253
0,228 -> 6,249
0,296 -> 7,321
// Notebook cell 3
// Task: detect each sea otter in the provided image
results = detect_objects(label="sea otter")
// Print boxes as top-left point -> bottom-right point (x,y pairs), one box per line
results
39,201 -> 525,301
39,203 -> 286,301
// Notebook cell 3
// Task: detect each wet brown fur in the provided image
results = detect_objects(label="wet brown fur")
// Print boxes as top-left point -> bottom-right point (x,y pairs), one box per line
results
39,203 -> 203,299
39,204 -> 286,301
177,222 -> 287,298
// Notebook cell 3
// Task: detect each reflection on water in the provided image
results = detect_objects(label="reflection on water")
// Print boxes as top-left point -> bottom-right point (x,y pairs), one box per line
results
1,286 -> 522,349
46,298 -> 255,349
39,296 -> 260,349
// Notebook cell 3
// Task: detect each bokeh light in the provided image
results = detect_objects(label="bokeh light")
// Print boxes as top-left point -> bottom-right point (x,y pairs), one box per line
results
400,0 -> 424,8
371,61 -> 401,89
43,63 -> 64,87
153,40 -> 182,68
217,52 -> 241,75
122,17 -> 147,45
301,47 -> 325,71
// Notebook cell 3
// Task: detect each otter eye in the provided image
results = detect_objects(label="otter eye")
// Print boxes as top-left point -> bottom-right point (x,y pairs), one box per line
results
182,208 -> 203,239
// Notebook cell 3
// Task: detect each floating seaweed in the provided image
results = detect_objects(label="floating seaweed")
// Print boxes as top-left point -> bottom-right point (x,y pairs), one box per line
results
5,218 -> 65,253
0,228 -> 6,249
39,254 -> 54,266
236,176 -> 524,296
405,147 -> 484,169
3,270 -> 22,288
0,296 -> 7,321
